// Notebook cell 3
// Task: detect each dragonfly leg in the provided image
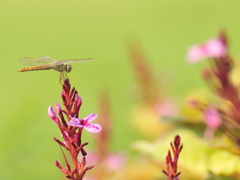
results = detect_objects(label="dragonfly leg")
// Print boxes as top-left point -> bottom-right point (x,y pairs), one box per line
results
59,72 -> 63,84
65,72 -> 69,79
59,72 -> 69,84
58,72 -> 70,84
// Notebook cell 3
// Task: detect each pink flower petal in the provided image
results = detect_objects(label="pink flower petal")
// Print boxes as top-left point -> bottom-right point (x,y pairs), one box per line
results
204,39 -> 226,57
186,38 -> 227,64
84,123 -> 102,133
186,45 -> 205,63
68,117 -> 84,127
84,114 -> 98,123
204,105 -> 222,129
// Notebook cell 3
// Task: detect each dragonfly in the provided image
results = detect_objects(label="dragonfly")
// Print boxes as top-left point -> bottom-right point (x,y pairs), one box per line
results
18,56 -> 93,82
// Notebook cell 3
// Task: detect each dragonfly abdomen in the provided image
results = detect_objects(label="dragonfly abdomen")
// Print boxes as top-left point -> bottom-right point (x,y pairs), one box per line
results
18,65 -> 52,72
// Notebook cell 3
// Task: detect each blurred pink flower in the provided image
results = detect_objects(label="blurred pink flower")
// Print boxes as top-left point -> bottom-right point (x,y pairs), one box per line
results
104,154 -> 125,171
153,99 -> 178,117
187,38 -> 226,63
204,105 -> 222,129
86,151 -> 99,165
204,105 -> 222,140
68,114 -> 102,133
187,45 -> 204,63
86,151 -> 125,171
204,39 -> 226,57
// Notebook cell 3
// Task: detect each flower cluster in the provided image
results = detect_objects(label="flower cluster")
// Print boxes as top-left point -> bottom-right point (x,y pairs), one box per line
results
48,79 -> 102,180
186,35 -> 227,63
187,32 -> 240,146
162,135 -> 183,180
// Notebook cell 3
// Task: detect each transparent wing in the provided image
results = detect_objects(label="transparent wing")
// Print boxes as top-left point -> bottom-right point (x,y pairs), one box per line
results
55,58 -> 93,65
18,56 -> 56,66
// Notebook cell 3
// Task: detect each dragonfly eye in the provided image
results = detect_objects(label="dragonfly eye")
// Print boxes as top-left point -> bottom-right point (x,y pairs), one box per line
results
65,63 -> 72,73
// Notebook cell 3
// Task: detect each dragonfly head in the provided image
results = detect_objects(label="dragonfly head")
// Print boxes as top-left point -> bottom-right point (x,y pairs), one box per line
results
64,63 -> 72,73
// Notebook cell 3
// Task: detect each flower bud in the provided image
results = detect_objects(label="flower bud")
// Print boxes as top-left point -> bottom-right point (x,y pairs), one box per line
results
55,103 -> 62,113
54,160 -> 67,174
48,106 -> 60,125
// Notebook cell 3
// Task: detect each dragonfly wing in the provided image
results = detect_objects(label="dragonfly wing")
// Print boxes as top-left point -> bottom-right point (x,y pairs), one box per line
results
56,58 -> 93,64
36,55 -> 57,62
18,56 -> 56,66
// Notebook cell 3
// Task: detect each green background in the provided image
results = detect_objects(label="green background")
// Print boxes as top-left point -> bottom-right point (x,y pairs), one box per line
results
1,0 -> 240,179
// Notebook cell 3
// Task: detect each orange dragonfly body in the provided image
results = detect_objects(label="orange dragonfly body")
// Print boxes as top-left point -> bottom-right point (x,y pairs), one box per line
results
18,56 -> 92,81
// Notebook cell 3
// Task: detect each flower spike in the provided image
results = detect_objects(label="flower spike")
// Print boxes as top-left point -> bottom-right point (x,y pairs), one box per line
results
162,135 -> 183,180
48,79 -> 101,179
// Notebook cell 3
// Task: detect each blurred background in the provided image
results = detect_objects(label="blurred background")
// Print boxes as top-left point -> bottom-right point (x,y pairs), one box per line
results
1,0 -> 240,179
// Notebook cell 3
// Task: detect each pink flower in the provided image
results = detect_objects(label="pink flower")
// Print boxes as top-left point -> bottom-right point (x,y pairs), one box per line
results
153,99 -> 178,117
68,114 -> 102,133
187,38 -> 226,63
187,45 -> 205,63
204,105 -> 222,129
86,151 -> 125,171
104,154 -> 125,171
203,105 -> 222,140
204,39 -> 226,57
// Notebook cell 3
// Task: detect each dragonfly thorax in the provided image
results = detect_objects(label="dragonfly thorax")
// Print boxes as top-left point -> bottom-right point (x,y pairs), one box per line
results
53,63 -> 72,73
